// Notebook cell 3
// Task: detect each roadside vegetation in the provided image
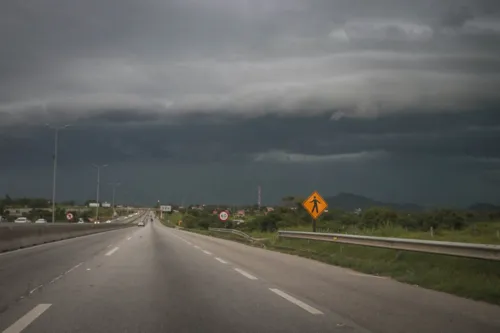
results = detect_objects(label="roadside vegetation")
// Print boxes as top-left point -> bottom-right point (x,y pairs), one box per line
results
160,199 -> 500,305
0,195 -> 132,222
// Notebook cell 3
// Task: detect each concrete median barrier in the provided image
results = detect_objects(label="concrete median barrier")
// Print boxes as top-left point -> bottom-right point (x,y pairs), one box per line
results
0,223 -> 135,253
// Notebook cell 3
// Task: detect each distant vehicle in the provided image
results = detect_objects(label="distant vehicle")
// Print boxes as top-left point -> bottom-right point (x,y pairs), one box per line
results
14,217 -> 31,223
78,218 -> 84,223
105,220 -> 111,224
94,220 -> 100,224
137,221 -> 145,227
35,218 -> 47,223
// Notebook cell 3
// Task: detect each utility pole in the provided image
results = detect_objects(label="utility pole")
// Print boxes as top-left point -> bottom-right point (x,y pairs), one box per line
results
110,182 -> 121,216
46,124 -> 71,223
92,164 -> 108,221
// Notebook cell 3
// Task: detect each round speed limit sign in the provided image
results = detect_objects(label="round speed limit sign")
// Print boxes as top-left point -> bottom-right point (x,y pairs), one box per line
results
218,211 -> 229,222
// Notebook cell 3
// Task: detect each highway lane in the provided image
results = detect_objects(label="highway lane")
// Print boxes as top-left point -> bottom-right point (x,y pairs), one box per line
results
0,217 -> 498,332
0,225 -> 137,314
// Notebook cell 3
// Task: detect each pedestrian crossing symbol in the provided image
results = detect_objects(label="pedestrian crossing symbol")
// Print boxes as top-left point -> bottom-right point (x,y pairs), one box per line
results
302,191 -> 328,220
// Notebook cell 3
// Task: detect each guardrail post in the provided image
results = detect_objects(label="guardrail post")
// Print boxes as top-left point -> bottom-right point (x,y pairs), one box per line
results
430,226 -> 434,238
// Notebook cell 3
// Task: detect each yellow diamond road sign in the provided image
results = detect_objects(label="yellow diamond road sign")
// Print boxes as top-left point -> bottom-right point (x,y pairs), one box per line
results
302,191 -> 328,220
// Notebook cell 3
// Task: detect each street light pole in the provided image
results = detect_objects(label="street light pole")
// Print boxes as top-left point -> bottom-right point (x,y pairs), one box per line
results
92,164 -> 108,221
110,182 -> 121,216
47,124 -> 70,223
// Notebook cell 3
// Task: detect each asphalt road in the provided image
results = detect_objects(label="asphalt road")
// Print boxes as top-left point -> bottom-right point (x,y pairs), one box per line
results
0,215 -> 499,333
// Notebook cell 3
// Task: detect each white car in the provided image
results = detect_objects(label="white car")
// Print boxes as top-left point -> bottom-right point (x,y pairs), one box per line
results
137,221 -> 145,227
14,217 -> 31,223
105,220 -> 111,224
35,218 -> 47,223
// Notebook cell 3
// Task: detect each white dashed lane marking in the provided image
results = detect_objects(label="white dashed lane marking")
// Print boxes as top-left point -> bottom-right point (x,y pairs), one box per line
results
215,257 -> 228,264
105,247 -> 119,256
29,285 -> 43,295
2,304 -> 52,333
234,268 -> 258,280
202,250 -> 212,255
65,262 -> 83,274
269,288 -> 323,315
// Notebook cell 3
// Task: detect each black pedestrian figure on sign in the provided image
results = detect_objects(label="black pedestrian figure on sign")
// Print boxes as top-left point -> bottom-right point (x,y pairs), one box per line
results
310,196 -> 321,214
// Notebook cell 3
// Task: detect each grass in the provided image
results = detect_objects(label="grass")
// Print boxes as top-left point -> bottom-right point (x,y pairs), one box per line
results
173,222 -> 500,306
160,212 -> 184,228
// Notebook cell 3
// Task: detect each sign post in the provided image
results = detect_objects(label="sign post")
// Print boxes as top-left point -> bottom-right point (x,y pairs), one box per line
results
160,205 -> 171,219
302,191 -> 328,232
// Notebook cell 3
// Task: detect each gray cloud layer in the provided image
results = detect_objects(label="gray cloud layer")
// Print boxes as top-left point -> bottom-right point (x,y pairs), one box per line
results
1,0 -> 500,124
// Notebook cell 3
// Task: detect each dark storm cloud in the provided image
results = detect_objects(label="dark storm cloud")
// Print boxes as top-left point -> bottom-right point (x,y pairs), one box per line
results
2,110 -> 499,169
1,111 -> 499,207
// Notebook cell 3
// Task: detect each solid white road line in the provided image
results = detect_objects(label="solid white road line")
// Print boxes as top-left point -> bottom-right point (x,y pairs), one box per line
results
349,272 -> 387,279
202,250 -> 212,255
2,304 -> 52,333
215,257 -> 228,264
269,288 -> 323,315
234,268 -> 258,280
105,247 -> 119,256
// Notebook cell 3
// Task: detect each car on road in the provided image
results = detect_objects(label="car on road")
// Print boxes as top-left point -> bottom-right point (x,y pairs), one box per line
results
14,217 -> 31,223
105,220 -> 111,224
137,221 -> 145,227
35,218 -> 47,223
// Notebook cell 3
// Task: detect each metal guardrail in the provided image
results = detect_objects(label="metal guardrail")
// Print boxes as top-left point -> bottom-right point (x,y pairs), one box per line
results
277,230 -> 500,261
208,228 -> 256,242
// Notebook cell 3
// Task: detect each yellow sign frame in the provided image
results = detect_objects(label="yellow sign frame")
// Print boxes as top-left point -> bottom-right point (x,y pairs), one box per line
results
302,191 -> 328,220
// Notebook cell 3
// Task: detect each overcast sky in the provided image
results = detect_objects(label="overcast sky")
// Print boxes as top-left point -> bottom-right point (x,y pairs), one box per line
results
1,0 -> 499,207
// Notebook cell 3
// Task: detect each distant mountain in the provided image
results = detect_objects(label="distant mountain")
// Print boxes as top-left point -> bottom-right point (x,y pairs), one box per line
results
467,203 -> 500,212
324,193 -> 424,212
